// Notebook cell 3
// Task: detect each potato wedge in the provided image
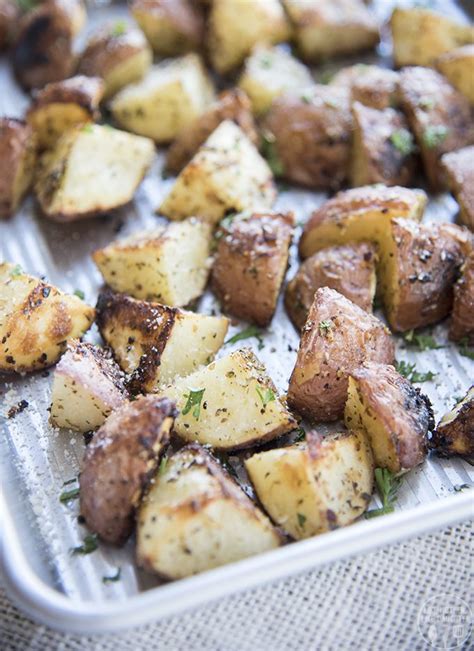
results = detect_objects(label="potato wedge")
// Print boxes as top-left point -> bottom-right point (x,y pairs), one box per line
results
344,363 -> 433,473
330,64 -> 400,110
442,146 -> 474,231
96,290 -> 229,392
399,66 -> 474,191
80,395 -> 176,545
78,21 -> 152,100
208,0 -> 290,74
0,262 -> 94,373
287,287 -> 395,422
110,54 -> 214,143
27,76 -> 104,151
285,242 -> 377,331
350,102 -> 416,188
159,348 -> 297,450
238,45 -> 314,116
211,211 -> 294,327
92,219 -> 212,306
35,124 -> 154,222
50,340 -> 128,432
299,185 -> 427,259
450,251 -> 474,345
437,45 -> 474,105
245,429 -> 374,540
159,120 -> 276,224
430,387 -> 473,459
0,118 -> 36,219
137,444 -> 282,578
390,7 -> 473,68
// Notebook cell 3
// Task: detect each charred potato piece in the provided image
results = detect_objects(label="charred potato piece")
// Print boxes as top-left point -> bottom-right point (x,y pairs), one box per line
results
330,64 -> 400,110
0,262 -> 94,373
399,67 -> 474,191
12,0 -> 86,90
93,219 -> 212,306
442,146 -> 474,231
78,22 -> 152,100
299,185 -> 427,259
288,287 -> 394,422
80,395 -> 176,545
285,242 -> 377,331
238,45 -> 314,116
350,102 -> 416,188
96,290 -> 228,392
27,76 -> 104,151
130,0 -> 204,57
208,0 -> 290,74
450,252 -> 474,345
110,54 -> 214,143
437,45 -> 474,105
50,340 -> 128,432
390,7 -> 474,68
245,430 -> 374,540
137,444 -> 282,579
35,124 -> 154,222
160,120 -> 276,223
430,387 -> 473,459
0,118 -> 36,219
166,88 -> 258,175
284,0 -> 379,61
0,0 -> 18,51
159,348 -> 297,450
211,211 -> 294,327
345,363 -> 433,473
262,86 -> 352,189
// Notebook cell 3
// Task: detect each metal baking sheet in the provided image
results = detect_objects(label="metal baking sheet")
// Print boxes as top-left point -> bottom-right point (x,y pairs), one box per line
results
1,0 -> 473,635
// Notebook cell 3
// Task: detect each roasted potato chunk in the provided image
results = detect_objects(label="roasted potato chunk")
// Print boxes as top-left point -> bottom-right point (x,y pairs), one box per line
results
0,118 -> 36,219
399,67 -> 474,191
137,444 -> 282,579
50,340 -> 128,432
35,124 -> 154,222
330,64 -> 400,110
345,363 -> 433,473
299,185 -> 426,259
159,120 -> 276,224
130,0 -> 204,57
284,0 -> 379,61
391,7 -> 473,68
262,86 -> 352,189
246,430 -> 374,540
0,262 -> 94,373
160,348 -> 297,450
12,0 -> 86,90
208,0 -> 290,74
450,252 -> 474,345
78,21 -> 152,100
0,0 -> 18,51
93,219 -> 212,306
238,45 -> 314,116
285,242 -> 377,331
287,287 -> 395,422
350,102 -> 416,188
80,395 -> 176,545
430,387 -> 473,459
96,290 -> 228,392
211,211 -> 294,327
437,45 -> 474,105
27,76 -> 104,151
442,146 -> 474,231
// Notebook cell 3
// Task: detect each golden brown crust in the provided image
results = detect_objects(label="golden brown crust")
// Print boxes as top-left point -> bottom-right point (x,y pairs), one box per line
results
442,146 -> 474,231
450,251 -> 474,344
0,118 -> 36,219
29,75 -> 104,114
430,387 -> 473,459
331,64 -> 400,110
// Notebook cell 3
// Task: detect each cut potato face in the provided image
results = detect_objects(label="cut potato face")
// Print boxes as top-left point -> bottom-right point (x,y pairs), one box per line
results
80,395 -> 177,545
93,219 -> 213,306
450,251 -> 474,345
287,287 -> 395,422
35,124 -> 154,222
50,340 -> 128,432
344,363 -> 432,473
442,146 -> 474,231
137,445 -> 282,579
437,45 -> 474,105
159,348 -> 297,450
159,120 -> 276,224
245,430 -> 374,540
110,54 -> 214,143
430,387 -> 473,459
0,118 -> 36,219
96,290 -> 229,393
299,185 -> 427,259
0,262 -> 94,373
330,64 -> 400,110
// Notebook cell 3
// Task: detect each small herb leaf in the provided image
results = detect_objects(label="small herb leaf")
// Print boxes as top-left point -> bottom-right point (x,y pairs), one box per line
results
365,468 -> 401,519
297,512 -> 306,528
103,567 -> 121,583
403,330 -> 444,352
71,533 -> 98,555
395,360 -> 436,383
225,325 -> 264,350
458,338 -> 474,360
423,125 -> 449,149
390,129 -> 415,156
74,289 -> 85,300
182,388 -> 205,420
59,487 -> 80,504
318,320 -> 333,336
256,385 -> 276,408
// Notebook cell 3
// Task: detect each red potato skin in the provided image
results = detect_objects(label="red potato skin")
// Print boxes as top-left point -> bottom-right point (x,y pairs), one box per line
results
430,388 -> 474,459
450,251 -> 474,344
331,65 -> 400,110
0,118 -> 36,219
442,146 -> 474,231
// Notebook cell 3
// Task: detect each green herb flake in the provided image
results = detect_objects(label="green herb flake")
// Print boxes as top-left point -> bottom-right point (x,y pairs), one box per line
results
293,427 -> 306,443
403,330 -> 444,352
59,487 -> 80,504
395,360 -> 436,383
16,0 -> 37,12
422,125 -> 449,149
73,289 -> 85,300
297,512 -> 306,528
301,92 -> 313,104
458,337 -> 474,360
9,264 -> 23,277
103,567 -> 121,584
182,388 -> 205,420
158,455 -> 168,476
111,20 -> 127,38
256,385 -> 276,408
418,97 -> 435,110
81,124 -> 94,134
390,129 -> 415,156
261,131 -> 284,177
319,70 -> 334,85
365,468 -> 401,519
71,533 -> 99,555
225,325 -> 265,350
63,477 -> 77,486
318,320 -> 333,336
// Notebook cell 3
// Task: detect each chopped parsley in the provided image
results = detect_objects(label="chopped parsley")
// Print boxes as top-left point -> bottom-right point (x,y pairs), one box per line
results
63,477 -> 77,486
103,568 -> 121,584
111,20 -> 127,37
458,337 -> 474,360
261,131 -> 284,177
297,512 -> 306,528
9,264 -> 22,277
71,533 -> 98,555
318,320 -> 333,336
59,487 -> 80,504
423,125 -> 449,149
73,289 -> 85,300
365,468 -> 401,519
81,124 -> 94,134
256,386 -> 275,408
182,388 -> 205,420
225,325 -> 264,350
403,330 -> 444,352
158,455 -> 168,476
319,70 -> 334,85
395,360 -> 436,383
292,427 -> 306,443
390,129 -> 415,156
